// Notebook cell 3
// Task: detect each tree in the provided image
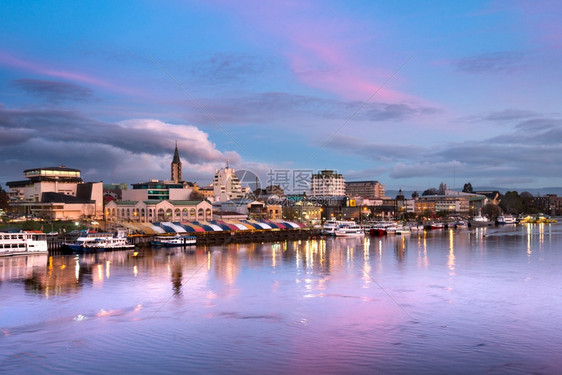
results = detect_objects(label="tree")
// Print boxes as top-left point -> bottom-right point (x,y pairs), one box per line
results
481,203 -> 501,221
462,183 -> 473,193
422,188 -> 438,196
411,191 -> 419,199
189,190 -> 205,201
499,191 -> 524,215
0,184 -> 9,212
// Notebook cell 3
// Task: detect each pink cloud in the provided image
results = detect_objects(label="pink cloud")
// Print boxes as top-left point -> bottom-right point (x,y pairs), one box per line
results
0,51 -> 140,96
215,1 -> 416,102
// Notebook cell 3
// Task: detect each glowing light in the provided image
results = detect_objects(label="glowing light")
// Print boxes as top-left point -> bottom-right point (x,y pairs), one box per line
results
133,265 -> 138,277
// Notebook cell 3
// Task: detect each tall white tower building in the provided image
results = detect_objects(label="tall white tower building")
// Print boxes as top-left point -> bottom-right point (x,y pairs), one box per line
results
213,161 -> 244,202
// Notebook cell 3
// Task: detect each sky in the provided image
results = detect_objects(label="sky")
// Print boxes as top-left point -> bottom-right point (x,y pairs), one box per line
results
1,0 -> 562,192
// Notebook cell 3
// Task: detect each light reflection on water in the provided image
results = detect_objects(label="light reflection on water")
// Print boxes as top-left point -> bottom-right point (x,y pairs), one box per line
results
1,224 -> 562,373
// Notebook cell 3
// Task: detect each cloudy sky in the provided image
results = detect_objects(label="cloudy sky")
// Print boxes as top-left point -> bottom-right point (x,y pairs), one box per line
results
2,1 -> 562,191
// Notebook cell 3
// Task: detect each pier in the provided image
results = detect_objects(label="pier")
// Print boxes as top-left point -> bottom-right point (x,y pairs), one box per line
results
47,228 -> 315,254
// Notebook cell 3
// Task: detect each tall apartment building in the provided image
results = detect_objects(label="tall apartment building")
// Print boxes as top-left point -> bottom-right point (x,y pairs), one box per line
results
213,162 -> 244,202
346,180 -> 385,199
310,170 -> 345,196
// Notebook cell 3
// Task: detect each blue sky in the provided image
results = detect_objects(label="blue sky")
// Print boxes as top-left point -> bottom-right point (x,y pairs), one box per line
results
2,0 -> 562,192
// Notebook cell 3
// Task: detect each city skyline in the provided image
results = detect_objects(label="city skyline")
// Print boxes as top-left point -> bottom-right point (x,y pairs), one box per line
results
2,1 -> 562,190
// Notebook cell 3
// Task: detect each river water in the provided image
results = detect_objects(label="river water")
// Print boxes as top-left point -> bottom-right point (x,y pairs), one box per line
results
1,224 -> 562,374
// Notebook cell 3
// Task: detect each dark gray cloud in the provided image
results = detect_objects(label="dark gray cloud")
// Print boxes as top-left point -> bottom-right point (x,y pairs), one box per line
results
11,79 -> 94,103
481,109 -> 539,122
325,135 -> 428,162
181,53 -> 269,84
0,106 -> 237,184
321,114 -> 562,185
185,91 -> 440,125
454,51 -> 525,74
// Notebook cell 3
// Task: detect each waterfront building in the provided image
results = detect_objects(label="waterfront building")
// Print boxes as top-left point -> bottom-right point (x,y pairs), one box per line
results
416,190 -> 486,214
213,162 -> 244,202
197,186 -> 214,200
267,204 -> 282,220
122,145 -> 198,201
217,198 -> 265,219
122,180 -> 196,201
106,199 -> 212,223
311,170 -> 345,196
346,180 -> 385,199
6,166 -> 103,219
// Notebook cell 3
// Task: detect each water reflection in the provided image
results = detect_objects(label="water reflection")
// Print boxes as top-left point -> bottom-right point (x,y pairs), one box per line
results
2,224 -> 562,374
448,229 -> 455,275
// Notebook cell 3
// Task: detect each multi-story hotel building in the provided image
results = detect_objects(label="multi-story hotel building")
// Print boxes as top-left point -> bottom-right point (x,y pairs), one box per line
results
310,170 -> 345,196
6,166 -> 103,219
346,180 -> 385,199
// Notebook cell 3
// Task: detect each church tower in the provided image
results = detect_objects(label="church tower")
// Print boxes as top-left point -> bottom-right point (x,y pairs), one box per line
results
171,142 -> 182,183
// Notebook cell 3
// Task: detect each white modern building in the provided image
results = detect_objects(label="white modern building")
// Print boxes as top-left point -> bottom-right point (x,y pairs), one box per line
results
213,162 -> 244,202
310,170 -> 346,196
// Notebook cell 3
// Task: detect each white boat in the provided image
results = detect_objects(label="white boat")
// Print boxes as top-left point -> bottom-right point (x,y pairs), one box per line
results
151,234 -> 196,247
454,220 -> 468,228
335,223 -> 365,237
322,220 -> 354,236
0,231 -> 48,256
408,224 -> 424,232
497,215 -> 516,225
470,214 -> 491,227
395,226 -> 411,235
66,229 -> 134,252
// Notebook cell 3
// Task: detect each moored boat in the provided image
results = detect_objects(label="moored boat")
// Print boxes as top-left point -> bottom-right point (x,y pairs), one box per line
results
65,229 -> 134,252
335,223 -> 365,237
322,220 -> 354,236
151,234 -> 196,247
430,222 -> 445,230
497,215 -> 516,225
0,231 -> 48,256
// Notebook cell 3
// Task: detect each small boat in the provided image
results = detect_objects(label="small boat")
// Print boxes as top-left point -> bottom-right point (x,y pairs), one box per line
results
430,222 -> 445,230
497,215 -> 516,225
335,223 -> 365,237
151,234 -> 196,247
470,214 -> 491,227
454,220 -> 468,228
395,226 -> 411,235
369,222 -> 394,236
0,231 -> 48,256
65,229 -> 134,252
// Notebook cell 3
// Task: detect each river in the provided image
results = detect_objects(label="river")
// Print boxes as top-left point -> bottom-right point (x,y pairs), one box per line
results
1,224 -> 561,374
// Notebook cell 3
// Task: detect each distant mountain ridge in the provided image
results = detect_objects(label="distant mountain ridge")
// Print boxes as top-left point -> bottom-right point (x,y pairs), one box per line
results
386,187 -> 562,198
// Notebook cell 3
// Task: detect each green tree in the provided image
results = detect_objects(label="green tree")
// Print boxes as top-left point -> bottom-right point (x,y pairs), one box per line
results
411,191 -> 419,199
482,203 -> 501,221
499,191 -> 524,214
462,182 -> 473,193
422,188 -> 438,196
0,184 -> 9,212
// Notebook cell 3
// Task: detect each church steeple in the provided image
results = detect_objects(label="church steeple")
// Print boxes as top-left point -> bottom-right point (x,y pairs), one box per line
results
171,141 -> 182,183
